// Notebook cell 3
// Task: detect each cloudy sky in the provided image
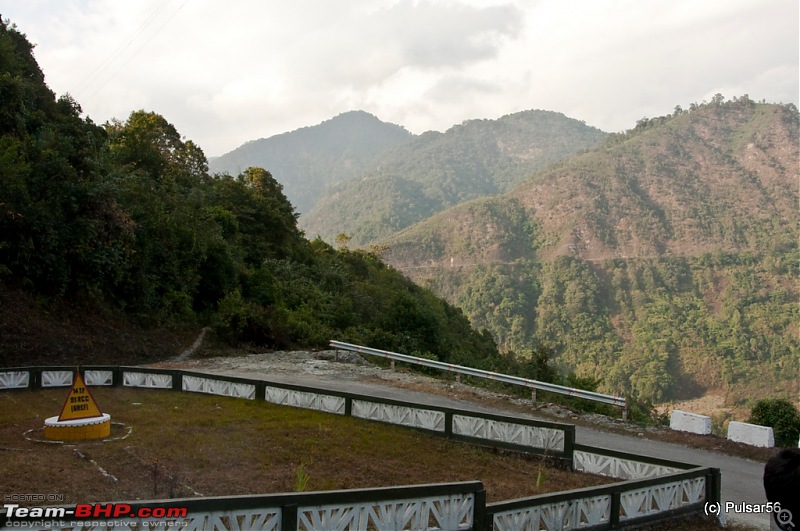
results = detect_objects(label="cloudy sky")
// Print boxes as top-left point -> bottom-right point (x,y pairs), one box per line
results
1,0 -> 797,157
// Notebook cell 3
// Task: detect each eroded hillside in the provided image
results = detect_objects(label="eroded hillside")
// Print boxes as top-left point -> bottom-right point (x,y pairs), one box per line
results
383,98 -> 799,406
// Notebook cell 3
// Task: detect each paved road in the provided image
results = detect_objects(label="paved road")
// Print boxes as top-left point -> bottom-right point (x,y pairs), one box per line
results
579,426 -> 769,529
189,365 -> 771,530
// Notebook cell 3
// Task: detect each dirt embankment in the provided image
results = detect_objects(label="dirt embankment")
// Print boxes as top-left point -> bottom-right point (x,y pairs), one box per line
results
0,286 -> 200,367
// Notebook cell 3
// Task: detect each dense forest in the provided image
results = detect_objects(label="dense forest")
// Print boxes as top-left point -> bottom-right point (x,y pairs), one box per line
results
0,20 -> 539,381
384,98 -> 799,407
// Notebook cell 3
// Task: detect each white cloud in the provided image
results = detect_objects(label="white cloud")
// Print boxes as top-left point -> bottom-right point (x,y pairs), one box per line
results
0,0 -> 796,156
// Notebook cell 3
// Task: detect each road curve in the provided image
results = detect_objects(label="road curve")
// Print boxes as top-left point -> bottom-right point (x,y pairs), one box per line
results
169,356 -> 771,530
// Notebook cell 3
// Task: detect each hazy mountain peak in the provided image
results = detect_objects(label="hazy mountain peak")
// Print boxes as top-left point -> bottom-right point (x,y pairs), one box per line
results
209,111 -> 413,213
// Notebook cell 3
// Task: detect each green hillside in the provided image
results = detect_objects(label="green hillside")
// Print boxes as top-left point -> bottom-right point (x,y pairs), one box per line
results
209,111 -> 413,214
3,17 -> 794,417
0,20 -> 511,374
300,110 -> 607,244
384,97 -> 799,406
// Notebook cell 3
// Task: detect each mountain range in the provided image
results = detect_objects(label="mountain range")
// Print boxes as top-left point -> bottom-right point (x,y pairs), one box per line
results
5,14 -> 795,413
214,97 -> 799,407
212,109 -> 608,243
386,99 -> 797,263
300,110 -> 607,244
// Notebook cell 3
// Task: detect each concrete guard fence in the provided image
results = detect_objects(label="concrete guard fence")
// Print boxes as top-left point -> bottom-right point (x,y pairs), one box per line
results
1,481 -> 486,531
329,341 -> 629,419
0,366 -> 720,531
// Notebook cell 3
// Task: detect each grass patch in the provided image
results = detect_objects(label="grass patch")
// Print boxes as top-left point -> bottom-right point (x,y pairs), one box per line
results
0,387 -> 610,505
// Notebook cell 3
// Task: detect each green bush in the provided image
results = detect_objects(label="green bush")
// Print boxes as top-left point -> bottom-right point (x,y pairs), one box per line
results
212,289 -> 291,348
749,398 -> 800,447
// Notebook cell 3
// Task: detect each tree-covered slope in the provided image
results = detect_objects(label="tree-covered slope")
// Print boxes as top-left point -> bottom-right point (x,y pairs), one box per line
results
209,111 -> 413,214
383,98 -> 799,405
515,99 -> 797,260
0,20 -> 509,373
300,110 -> 607,244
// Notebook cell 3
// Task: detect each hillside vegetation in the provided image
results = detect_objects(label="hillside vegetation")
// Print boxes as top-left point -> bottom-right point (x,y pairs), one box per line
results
300,110 -> 607,244
0,20 -> 520,377
2,18 -> 795,418
384,97 -> 799,406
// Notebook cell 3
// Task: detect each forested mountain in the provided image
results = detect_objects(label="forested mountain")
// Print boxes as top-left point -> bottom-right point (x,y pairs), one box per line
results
0,20 -> 516,375
209,111 -> 412,213
300,111 -> 607,244
3,17 -> 795,418
383,97 -> 799,406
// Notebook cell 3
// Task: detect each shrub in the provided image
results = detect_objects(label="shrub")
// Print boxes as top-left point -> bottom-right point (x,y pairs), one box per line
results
749,398 -> 800,447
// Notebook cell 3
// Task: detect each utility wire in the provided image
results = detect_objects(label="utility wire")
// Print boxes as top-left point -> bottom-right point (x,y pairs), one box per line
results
73,0 -> 173,96
75,0 -> 186,101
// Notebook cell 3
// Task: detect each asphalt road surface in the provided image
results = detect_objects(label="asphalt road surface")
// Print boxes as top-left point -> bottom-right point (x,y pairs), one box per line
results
171,354 -> 772,530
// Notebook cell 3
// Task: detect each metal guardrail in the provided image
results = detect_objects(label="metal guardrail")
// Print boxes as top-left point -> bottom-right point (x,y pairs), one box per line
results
329,340 -> 628,418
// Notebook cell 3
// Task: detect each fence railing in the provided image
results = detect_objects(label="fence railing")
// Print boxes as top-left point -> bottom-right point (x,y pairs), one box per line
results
329,340 -> 628,418
572,443 -> 698,480
0,365 -> 576,460
0,481 -> 487,531
0,365 -> 720,531
488,466 -> 719,530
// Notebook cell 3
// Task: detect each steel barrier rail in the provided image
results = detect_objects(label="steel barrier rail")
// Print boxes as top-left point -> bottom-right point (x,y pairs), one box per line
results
329,340 -> 628,418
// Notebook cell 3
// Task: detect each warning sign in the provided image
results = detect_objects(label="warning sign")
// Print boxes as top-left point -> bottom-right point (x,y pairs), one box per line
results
57,372 -> 104,421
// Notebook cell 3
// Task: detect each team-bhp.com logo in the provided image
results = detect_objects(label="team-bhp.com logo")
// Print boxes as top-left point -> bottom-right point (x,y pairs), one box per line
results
4,503 -> 188,526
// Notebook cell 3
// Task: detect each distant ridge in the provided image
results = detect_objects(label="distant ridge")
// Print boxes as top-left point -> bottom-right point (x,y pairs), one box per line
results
209,111 -> 413,214
386,99 -> 798,266
300,110 -> 607,244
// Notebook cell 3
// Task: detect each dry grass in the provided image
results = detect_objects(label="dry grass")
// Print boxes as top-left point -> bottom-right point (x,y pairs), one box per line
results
0,387 -> 610,506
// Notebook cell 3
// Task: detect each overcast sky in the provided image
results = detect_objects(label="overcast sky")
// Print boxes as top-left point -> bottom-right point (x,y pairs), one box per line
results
2,0 -> 797,157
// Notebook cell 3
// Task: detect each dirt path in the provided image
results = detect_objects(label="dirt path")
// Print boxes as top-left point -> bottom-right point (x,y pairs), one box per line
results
173,327 -> 210,362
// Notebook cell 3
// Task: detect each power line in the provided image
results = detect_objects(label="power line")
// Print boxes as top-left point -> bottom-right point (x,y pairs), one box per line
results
73,0 -> 173,96
75,0 -> 186,102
